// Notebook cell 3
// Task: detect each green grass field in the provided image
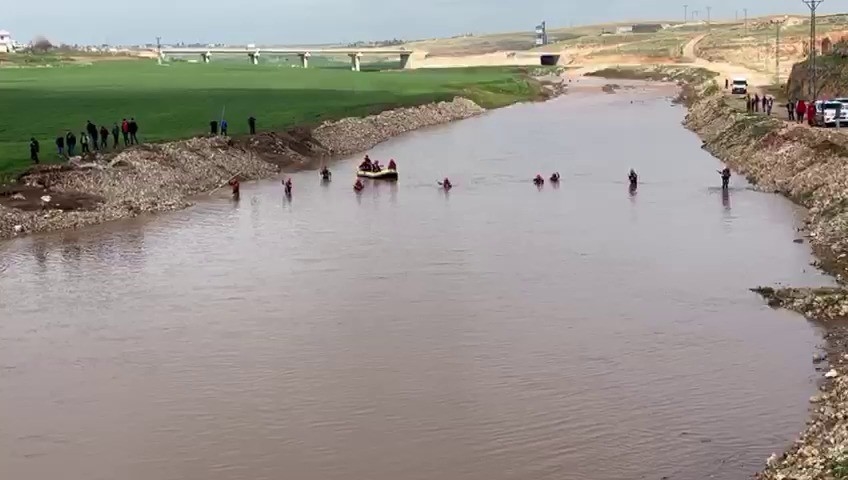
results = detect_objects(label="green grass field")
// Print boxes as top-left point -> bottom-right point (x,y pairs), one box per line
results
0,61 -> 542,177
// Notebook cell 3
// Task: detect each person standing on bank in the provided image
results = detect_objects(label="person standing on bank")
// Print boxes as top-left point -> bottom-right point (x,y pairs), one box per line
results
55,135 -> 65,157
796,99 -> 807,123
86,121 -> 99,151
121,118 -> 130,146
80,132 -> 90,154
220,119 -> 228,136
112,123 -> 120,149
66,131 -> 77,156
99,125 -> 109,150
30,137 -> 40,164
128,118 -> 139,145
248,116 -> 256,135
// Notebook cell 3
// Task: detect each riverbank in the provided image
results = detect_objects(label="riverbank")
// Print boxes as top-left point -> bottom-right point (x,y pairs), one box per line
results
685,82 -> 848,480
0,97 -> 486,240
0,62 -> 548,178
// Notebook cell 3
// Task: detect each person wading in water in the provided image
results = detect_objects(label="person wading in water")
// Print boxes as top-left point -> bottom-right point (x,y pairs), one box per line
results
718,167 -> 731,189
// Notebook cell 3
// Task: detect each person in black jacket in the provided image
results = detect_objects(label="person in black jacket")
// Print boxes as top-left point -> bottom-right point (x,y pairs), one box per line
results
248,116 -> 256,135
30,138 -> 40,164
56,135 -> 65,157
112,123 -> 120,149
128,118 -> 139,145
99,125 -> 109,150
66,131 -> 77,156
86,121 -> 99,151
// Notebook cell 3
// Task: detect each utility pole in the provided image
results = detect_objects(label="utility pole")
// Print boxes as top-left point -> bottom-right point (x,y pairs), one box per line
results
707,6 -> 712,29
803,0 -> 824,99
744,8 -> 748,33
684,4 -> 689,24
776,20 -> 782,85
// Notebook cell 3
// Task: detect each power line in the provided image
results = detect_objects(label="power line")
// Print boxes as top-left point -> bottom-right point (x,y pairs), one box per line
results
802,0 -> 824,99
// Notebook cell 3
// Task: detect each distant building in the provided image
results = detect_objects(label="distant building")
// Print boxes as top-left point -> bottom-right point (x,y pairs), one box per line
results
616,26 -> 634,34
0,30 -> 13,53
631,24 -> 664,34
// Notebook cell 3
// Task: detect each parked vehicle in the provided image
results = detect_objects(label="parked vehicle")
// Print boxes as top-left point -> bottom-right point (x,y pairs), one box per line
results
731,77 -> 748,94
814,100 -> 848,127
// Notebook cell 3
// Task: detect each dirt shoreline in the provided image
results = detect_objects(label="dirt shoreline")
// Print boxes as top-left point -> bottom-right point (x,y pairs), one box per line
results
684,81 -> 848,480
0,97 -> 489,241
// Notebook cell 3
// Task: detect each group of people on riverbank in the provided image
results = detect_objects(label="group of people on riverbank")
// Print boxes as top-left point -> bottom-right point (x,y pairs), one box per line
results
30,118 -> 140,164
745,93 -> 776,116
740,91 -> 821,126
785,99 -> 817,124
209,117 -> 257,136
31,115 -> 264,165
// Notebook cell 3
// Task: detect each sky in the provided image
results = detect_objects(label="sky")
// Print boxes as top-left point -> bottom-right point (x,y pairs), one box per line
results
4,0 -> 844,46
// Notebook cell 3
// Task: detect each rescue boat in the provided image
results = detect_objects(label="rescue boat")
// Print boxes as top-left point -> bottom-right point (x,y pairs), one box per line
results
356,169 -> 398,180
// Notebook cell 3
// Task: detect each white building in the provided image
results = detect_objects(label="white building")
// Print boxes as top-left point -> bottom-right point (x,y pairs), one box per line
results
0,30 -> 12,53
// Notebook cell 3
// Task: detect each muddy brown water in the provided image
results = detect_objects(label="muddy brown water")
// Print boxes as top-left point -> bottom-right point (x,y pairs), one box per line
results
0,83 -> 833,480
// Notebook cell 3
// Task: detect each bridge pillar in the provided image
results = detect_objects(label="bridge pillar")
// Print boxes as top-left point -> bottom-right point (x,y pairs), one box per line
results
399,53 -> 411,69
298,52 -> 311,68
349,52 -> 362,72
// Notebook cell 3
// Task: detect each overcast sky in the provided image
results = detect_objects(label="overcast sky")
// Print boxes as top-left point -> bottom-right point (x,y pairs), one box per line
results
5,0 -> 844,45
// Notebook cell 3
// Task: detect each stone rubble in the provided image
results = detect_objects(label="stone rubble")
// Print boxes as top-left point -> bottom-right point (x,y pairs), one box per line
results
311,98 -> 485,156
686,83 -> 848,480
1,97 -> 485,240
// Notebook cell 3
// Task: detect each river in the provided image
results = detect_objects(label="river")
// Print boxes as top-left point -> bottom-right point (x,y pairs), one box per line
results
0,82 -> 831,480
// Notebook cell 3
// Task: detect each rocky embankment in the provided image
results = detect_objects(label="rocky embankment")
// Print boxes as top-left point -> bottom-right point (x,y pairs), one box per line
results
686,84 -> 848,480
0,97 -> 485,240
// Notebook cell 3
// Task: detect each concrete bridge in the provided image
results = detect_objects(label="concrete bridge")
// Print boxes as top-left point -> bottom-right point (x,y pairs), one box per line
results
159,47 -> 563,71
159,47 -> 414,71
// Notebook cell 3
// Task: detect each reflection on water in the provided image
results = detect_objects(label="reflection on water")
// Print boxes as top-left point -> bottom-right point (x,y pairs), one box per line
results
0,85 -> 831,480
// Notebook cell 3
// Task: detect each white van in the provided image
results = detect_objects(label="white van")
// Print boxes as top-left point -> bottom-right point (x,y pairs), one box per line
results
731,77 -> 748,95
815,100 -> 848,127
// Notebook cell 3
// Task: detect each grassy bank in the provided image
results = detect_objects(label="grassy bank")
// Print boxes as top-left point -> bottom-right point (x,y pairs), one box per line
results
0,61 -> 542,177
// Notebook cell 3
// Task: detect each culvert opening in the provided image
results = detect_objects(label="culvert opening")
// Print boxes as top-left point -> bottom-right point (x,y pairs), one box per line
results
540,55 -> 560,66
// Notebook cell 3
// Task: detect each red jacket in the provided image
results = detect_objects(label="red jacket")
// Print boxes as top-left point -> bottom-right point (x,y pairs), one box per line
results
807,103 -> 816,124
796,100 -> 807,114
121,121 -> 129,133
